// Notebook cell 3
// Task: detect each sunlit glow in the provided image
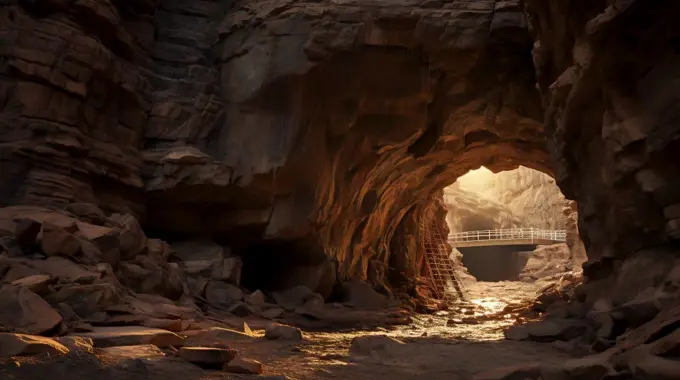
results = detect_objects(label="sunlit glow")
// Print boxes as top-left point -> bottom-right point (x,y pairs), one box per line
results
451,166 -> 496,193
470,297 -> 507,314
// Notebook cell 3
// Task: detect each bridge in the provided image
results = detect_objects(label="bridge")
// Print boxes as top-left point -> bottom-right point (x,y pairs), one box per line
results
448,228 -> 567,248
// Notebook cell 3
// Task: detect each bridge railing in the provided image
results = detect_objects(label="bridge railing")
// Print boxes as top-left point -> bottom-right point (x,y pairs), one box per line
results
448,228 -> 567,243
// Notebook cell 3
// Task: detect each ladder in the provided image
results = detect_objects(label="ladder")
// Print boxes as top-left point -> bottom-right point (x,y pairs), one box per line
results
420,206 -> 466,302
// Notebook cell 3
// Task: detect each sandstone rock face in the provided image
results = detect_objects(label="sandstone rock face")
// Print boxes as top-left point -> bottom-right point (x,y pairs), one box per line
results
524,0 -> 680,317
444,186 -> 523,233
0,0 -> 678,322
446,166 -> 568,231
563,201 -> 587,269
0,0 -> 544,281
518,243 -> 574,282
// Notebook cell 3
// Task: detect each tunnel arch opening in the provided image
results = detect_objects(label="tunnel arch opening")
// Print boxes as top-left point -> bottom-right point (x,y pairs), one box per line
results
441,166 -> 585,284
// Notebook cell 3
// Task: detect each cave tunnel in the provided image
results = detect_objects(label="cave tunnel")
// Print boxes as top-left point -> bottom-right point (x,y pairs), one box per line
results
443,166 -> 580,285
238,238 -> 336,298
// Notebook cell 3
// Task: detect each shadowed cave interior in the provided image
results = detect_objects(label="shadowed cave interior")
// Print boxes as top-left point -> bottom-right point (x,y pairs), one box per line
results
0,1 -> 679,380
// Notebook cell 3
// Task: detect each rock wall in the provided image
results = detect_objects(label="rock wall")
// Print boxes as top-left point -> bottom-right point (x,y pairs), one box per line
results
517,243 -> 573,282
563,200 -> 587,268
1,0 -> 548,286
444,185 -> 522,233
448,166 -> 568,229
526,0 -> 680,320
0,0 -> 679,322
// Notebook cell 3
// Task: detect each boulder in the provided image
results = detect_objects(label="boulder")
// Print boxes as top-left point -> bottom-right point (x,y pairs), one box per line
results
0,285 -> 63,334
179,346 -> 238,368
164,262 -> 186,299
340,280 -> 389,309
54,336 -> 94,354
349,335 -> 404,358
123,293 -> 200,320
245,289 -> 267,306
10,274 -> 52,293
116,257 -> 184,301
41,222 -> 81,257
100,344 -> 166,360
228,301 -> 254,317
146,239 -> 171,263
172,241 -> 224,276
205,281 -> 243,305
109,213 -> 147,259
72,326 -> 185,348
76,222 -> 120,266
264,323 -> 303,341
30,256 -> 101,283
224,357 -> 264,374
278,260 -> 337,299
211,255 -> 242,285
49,282 -> 120,318
271,285 -> 324,311
2,262 -> 42,282
0,333 -> 69,357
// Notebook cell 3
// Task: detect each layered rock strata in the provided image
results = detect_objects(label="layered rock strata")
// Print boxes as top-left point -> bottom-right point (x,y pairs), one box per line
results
0,0 -> 678,334
448,166 -> 568,230
525,0 -> 680,322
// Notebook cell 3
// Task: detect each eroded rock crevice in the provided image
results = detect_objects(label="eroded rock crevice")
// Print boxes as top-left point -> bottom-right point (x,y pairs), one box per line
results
1,0 -> 552,288
0,3 -> 680,378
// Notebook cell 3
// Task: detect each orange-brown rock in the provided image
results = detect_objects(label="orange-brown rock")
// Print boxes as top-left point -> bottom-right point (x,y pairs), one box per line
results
0,0 -> 678,329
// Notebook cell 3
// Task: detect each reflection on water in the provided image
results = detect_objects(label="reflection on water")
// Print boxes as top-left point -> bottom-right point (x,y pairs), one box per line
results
303,281 -> 544,346
389,281 -> 543,342
470,297 -> 507,314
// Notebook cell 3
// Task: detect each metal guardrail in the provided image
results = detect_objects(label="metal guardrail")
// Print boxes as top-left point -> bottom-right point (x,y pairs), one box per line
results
448,228 -> 567,243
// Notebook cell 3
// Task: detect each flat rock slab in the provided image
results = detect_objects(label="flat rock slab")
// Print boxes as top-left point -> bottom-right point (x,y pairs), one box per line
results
471,363 -> 541,380
100,344 -> 166,360
183,327 -> 254,347
0,333 -> 69,357
504,319 -> 589,342
71,326 -> 185,348
179,346 -> 237,367
224,357 -> 263,374
10,274 -> 52,293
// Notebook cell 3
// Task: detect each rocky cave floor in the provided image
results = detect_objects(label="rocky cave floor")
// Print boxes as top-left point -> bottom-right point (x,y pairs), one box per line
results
0,278 -> 596,380
2,208 -> 679,380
